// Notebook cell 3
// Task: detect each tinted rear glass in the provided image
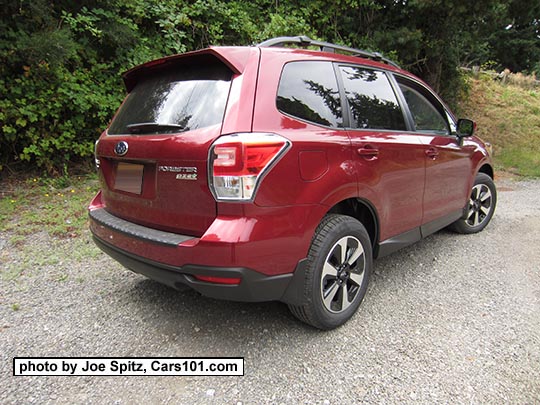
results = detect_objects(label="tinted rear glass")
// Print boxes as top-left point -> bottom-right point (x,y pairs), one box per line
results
339,66 -> 406,131
109,64 -> 232,135
277,61 -> 342,128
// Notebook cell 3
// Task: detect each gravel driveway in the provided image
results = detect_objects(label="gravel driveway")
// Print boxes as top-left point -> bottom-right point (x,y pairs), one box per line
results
1,178 -> 539,404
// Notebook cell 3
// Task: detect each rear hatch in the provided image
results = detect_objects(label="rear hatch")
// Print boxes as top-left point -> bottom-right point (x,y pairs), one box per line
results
96,51 -> 239,236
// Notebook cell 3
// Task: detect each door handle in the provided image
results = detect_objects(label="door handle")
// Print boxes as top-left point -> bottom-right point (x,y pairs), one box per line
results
357,145 -> 379,160
425,147 -> 439,160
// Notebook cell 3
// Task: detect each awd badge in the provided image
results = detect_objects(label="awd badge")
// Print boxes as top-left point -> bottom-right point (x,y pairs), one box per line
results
158,166 -> 198,181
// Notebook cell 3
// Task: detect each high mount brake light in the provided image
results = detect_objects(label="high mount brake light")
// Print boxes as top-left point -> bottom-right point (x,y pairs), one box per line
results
209,133 -> 291,201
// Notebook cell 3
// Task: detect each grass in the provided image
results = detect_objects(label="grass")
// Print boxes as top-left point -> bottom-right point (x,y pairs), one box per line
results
1,173 -> 99,238
459,73 -> 540,177
0,171 -> 102,280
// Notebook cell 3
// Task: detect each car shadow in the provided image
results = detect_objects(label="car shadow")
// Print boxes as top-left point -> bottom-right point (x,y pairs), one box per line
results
113,228 -> 478,353
123,276 -> 316,345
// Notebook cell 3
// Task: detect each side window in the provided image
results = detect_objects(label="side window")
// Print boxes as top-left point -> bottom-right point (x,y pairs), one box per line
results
338,66 -> 406,130
277,62 -> 342,128
398,84 -> 449,135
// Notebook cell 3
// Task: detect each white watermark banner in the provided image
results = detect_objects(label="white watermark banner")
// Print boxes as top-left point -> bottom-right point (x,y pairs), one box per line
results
13,357 -> 244,376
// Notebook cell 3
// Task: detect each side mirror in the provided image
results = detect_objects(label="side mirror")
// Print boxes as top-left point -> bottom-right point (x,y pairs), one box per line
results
456,118 -> 475,137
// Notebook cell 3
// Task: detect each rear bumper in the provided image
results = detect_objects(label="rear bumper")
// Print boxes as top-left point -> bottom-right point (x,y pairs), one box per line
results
92,235 -> 296,302
89,205 -> 309,304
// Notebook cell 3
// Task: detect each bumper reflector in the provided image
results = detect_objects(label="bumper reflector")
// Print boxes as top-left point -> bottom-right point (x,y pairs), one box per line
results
193,275 -> 242,285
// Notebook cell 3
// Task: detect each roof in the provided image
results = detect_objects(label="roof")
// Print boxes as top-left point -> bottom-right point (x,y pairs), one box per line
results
122,36 -> 402,92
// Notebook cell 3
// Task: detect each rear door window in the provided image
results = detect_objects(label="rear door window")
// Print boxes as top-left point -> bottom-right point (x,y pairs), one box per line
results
277,61 -> 343,128
338,66 -> 406,131
109,63 -> 232,135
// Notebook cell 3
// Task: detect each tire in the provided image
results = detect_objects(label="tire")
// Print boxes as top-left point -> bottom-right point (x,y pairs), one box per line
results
288,214 -> 372,330
449,173 -> 497,234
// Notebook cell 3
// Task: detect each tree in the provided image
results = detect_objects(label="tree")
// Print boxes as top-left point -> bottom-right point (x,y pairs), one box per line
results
489,0 -> 540,74
0,0 -> 537,172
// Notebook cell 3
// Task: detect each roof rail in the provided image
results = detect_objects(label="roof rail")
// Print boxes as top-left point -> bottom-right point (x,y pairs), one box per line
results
257,36 -> 400,69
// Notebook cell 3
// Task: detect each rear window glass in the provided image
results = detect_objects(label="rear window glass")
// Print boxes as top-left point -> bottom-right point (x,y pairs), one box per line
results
339,66 -> 406,131
277,61 -> 343,128
108,64 -> 232,135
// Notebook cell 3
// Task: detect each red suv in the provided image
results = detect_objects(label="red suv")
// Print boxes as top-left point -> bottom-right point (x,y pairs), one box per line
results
89,36 -> 496,329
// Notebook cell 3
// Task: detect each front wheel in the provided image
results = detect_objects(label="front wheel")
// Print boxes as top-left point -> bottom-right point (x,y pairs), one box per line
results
288,214 -> 372,330
449,173 -> 497,234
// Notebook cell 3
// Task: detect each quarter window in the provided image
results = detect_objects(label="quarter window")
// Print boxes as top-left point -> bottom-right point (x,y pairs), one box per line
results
339,66 -> 406,131
277,62 -> 343,128
398,84 -> 449,135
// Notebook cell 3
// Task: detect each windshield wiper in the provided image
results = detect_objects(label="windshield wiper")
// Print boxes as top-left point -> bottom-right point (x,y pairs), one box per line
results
126,122 -> 187,134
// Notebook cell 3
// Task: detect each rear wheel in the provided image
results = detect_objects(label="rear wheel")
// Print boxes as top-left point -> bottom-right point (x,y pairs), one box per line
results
288,214 -> 372,330
449,173 -> 497,234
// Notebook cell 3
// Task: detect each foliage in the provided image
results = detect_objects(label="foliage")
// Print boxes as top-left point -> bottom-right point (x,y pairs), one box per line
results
459,73 -> 540,177
488,0 -> 540,75
0,0 -> 538,172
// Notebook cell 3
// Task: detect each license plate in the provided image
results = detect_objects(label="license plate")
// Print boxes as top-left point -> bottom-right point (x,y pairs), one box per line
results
114,162 -> 144,194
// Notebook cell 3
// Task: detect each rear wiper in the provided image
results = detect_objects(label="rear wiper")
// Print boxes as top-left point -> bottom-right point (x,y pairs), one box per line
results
126,122 -> 187,134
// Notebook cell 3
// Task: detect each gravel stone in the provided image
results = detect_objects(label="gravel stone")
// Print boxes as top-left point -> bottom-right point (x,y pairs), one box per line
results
1,177 -> 539,404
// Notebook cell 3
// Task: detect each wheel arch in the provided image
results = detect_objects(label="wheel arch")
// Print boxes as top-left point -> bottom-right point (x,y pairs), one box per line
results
477,163 -> 494,179
326,198 -> 379,252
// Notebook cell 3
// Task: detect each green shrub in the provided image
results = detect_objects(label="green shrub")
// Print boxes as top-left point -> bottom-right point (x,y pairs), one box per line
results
1,0 -> 538,173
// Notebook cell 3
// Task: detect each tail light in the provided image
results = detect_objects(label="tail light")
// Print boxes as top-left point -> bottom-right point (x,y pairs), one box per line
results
209,133 -> 291,201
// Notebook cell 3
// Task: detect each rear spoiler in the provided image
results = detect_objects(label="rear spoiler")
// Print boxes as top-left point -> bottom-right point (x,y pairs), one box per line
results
122,47 -> 257,92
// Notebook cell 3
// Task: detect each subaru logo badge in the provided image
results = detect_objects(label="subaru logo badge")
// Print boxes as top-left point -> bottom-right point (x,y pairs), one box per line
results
114,141 -> 128,156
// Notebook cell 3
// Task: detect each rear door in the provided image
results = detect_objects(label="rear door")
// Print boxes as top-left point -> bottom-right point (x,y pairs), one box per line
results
339,65 -> 426,241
